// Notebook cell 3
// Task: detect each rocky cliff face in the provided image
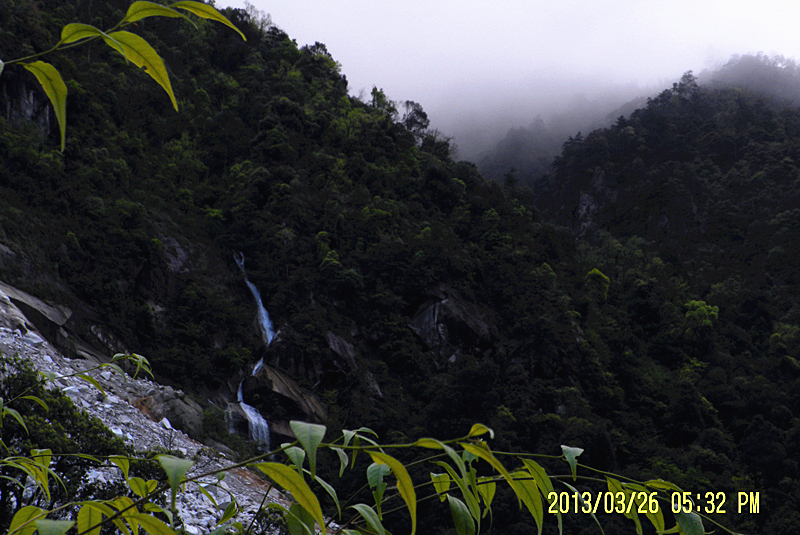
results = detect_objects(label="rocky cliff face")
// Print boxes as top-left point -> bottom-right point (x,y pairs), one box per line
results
0,285 -> 292,533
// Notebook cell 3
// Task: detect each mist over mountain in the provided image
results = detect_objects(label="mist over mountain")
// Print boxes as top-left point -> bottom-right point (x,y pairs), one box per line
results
471,53 -> 800,190
4,1 -> 800,532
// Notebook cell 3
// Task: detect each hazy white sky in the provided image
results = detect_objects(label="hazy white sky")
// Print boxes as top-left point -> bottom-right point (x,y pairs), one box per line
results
221,0 -> 800,153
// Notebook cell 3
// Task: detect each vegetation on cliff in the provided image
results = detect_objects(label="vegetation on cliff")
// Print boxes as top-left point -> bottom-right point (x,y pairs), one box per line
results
2,1 -> 800,532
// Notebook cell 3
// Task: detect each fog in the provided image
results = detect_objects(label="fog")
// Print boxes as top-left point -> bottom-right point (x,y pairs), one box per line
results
224,0 -> 800,160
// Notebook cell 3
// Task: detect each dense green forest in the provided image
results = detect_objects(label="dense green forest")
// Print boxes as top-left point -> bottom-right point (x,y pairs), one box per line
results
2,1 -> 800,532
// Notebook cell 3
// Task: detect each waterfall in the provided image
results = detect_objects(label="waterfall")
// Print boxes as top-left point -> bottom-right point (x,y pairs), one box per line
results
233,252 -> 274,450
234,252 -> 275,346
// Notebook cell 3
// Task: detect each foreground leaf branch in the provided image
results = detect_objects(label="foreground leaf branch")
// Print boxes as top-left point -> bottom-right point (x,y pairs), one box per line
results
2,351 -> 745,534
0,1 -> 246,152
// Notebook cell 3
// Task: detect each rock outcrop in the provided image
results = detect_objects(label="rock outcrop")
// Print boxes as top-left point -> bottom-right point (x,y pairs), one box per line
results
411,284 -> 500,364
0,284 -> 292,533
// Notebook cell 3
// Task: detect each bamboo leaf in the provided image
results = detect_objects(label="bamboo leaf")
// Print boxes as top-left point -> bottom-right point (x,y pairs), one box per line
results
624,483 -> 665,533
123,2 -> 188,24
447,495 -> 476,535
331,446 -> 348,477
103,32 -> 177,111
310,472 -> 341,519
607,477 -> 642,534
110,455 -> 131,481
77,374 -> 107,396
290,421 -> 326,477
77,504 -> 104,535
561,481 -> 605,535
129,513 -> 176,535
156,454 -> 193,508
350,503 -> 385,535
170,1 -> 247,40
218,501 -> 239,524
674,510 -> 704,535
20,395 -> 49,411
459,441 -> 514,489
35,520 -> 75,535
367,450 -> 417,535
560,445 -> 584,481
431,472 -> 451,502
128,477 -> 158,498
60,23 -> 115,46
433,461 -> 481,523
511,471 -> 543,535
521,458 -> 562,534
287,502 -> 315,535
284,445 -> 306,474
9,506 -> 44,535
254,462 -> 326,535
31,448 -> 52,469
476,476 -> 496,513
467,423 -> 494,439
21,61 -> 66,151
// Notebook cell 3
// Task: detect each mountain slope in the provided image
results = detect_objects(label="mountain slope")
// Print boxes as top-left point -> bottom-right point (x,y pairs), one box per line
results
3,3 -> 800,532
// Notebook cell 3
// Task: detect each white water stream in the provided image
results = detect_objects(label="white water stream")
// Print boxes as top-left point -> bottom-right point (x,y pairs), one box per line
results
233,252 -> 274,449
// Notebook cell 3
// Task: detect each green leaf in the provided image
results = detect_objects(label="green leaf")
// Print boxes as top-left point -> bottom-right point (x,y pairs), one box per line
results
103,32 -> 177,111
9,506 -> 44,535
59,24 -> 116,47
254,462 -> 326,534
35,520 -> 75,535
350,503 -> 385,535
156,454 -> 193,508
129,513 -> 176,535
467,423 -> 494,439
607,477 -> 641,534
561,481 -> 604,535
367,462 -> 389,518
331,446 -> 348,477
197,483 -> 218,508
459,441 -> 514,490
218,501 -> 239,525
644,479 -> 684,493
170,1 -> 247,40
290,420 -> 326,477
1,59 -> 4,76
309,472 -> 341,519
447,495 -> 476,535
284,445 -> 306,474
22,61 -> 67,151
511,471 -> 543,535
476,476 -> 496,513
77,504 -> 104,535
123,2 -> 188,24
288,502 -> 315,535
521,459 -> 561,534
128,477 -> 158,498
110,455 -> 131,482
77,374 -> 107,396
20,395 -> 49,411
433,461 -> 481,523
560,445 -> 584,481
674,510 -> 704,535
367,450 -> 417,535
624,483 -> 664,533
31,448 -> 52,469
431,472 -> 451,502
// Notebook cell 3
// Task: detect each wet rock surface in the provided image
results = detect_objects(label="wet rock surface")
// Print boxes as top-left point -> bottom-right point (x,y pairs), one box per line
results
0,287 -> 291,533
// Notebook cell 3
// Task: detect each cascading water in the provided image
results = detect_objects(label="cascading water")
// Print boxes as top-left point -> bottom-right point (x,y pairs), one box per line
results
234,252 -> 275,346
233,252 -> 274,450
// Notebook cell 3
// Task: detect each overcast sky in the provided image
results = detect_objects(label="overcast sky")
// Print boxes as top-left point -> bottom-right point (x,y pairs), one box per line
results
222,0 -> 800,156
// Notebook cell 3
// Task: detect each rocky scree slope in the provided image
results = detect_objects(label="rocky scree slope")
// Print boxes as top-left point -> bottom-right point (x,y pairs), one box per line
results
0,285 -> 293,534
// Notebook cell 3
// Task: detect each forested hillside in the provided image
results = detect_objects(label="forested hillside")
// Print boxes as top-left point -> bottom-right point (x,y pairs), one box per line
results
2,1 -> 800,533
